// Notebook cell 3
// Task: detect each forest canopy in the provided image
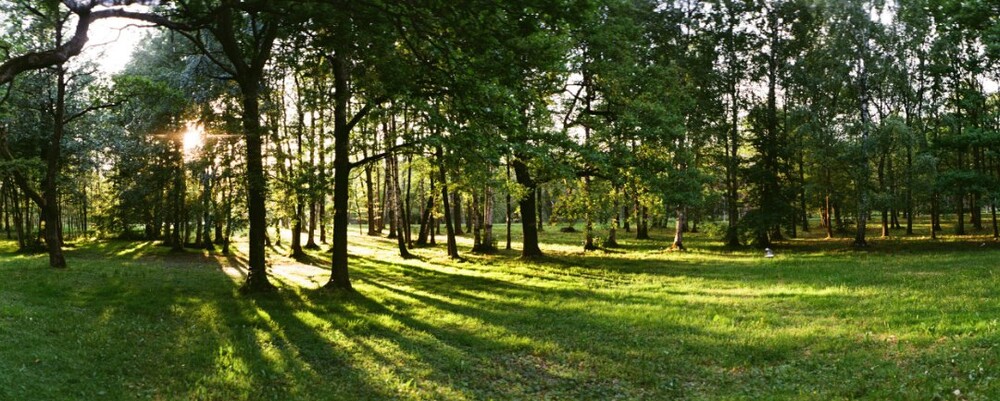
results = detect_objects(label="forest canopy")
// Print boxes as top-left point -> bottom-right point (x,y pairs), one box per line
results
0,0 -> 998,292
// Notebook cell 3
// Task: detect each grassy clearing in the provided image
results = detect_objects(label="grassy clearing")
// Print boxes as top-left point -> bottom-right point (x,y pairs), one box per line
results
2,222 -> 1000,400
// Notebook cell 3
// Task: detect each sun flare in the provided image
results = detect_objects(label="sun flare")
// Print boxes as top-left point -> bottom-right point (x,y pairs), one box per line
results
182,123 -> 205,154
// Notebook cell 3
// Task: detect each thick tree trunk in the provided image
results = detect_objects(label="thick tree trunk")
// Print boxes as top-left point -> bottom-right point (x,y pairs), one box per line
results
238,80 -> 275,291
42,66 -> 68,267
326,53 -> 354,291
512,156 -> 542,257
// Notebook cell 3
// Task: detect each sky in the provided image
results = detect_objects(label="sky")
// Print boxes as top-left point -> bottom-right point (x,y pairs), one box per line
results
80,6 -> 149,74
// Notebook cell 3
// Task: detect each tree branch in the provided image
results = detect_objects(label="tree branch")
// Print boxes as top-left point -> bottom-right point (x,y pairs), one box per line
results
350,141 -> 420,169
63,100 -> 125,124
346,96 -> 389,132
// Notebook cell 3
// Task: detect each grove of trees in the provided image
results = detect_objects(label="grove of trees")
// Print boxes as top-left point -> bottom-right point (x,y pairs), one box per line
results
1,0 -> 998,292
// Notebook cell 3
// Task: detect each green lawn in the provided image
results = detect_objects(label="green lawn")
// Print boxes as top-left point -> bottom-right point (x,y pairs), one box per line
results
2,223 -> 1000,400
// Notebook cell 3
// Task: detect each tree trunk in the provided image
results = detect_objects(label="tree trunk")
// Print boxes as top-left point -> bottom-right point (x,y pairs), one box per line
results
453,191 -> 464,235
437,146 -> 459,258
505,160 -> 512,250
290,198 -> 306,258
390,154 -> 412,258
992,201 -> 998,239
202,169 -> 214,251
41,65 -> 69,267
471,192 -> 482,249
536,187 -> 545,232
404,153 -> 413,247
364,162 -> 377,236
583,176 -> 596,251
416,178 -> 434,247
385,153 -> 397,239
484,183 -> 494,251
326,52 -> 354,291
671,208 -> 685,251
512,156 -> 542,257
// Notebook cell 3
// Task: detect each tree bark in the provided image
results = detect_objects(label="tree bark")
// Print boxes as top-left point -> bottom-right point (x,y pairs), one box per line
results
326,52 -> 354,291
671,208 -> 685,251
512,156 -> 542,257
437,146 -> 459,258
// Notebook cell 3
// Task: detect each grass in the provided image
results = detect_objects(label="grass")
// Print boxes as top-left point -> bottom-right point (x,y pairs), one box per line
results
2,221 -> 1000,400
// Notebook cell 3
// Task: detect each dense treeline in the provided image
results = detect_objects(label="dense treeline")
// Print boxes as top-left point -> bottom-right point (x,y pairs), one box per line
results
0,0 -> 998,291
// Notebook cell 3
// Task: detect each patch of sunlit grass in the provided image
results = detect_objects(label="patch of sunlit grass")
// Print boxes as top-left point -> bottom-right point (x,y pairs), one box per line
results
4,216 -> 1000,399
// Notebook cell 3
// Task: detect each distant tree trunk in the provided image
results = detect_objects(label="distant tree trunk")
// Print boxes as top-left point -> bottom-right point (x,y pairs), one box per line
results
992,200 -> 998,239
905,135 -> 914,236
671,208 -> 685,250
466,194 -> 475,234
474,183 -> 496,253
319,118 -> 328,245
957,193 -> 966,236
635,201 -> 650,240
853,26 -> 872,248
290,198 -> 306,258
2,184 -> 10,239
202,169 -> 214,251
416,177 -> 434,247
879,154 -> 889,238
536,187 -> 545,232
583,176 -> 596,251
306,201 -> 318,249
364,161 -> 377,236
453,192 -> 464,235
222,177 -> 234,255
170,144 -> 184,253
834,200 -> 844,234
824,194 -> 834,239
513,156 -> 542,257
932,193 -> 942,232
606,188 -> 619,248
483,183 -> 494,251
505,160 -> 512,250
622,203 -> 630,233
385,151 -> 397,239
306,110 -> 319,249
471,192 -> 482,249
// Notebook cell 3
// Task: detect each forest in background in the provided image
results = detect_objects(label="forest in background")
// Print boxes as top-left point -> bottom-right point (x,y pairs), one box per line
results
0,0 -> 998,292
